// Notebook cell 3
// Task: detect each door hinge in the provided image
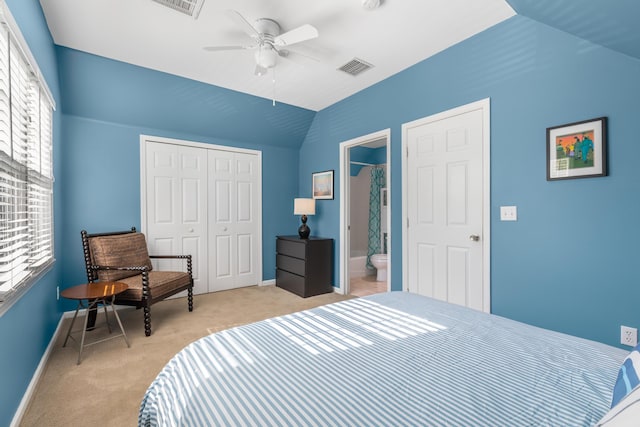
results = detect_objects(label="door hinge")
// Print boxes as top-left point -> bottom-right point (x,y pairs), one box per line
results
407,217 -> 409,228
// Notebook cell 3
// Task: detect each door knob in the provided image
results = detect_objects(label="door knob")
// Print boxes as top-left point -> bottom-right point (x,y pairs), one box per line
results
469,234 -> 480,241
189,228 -> 194,233
223,227 -> 228,232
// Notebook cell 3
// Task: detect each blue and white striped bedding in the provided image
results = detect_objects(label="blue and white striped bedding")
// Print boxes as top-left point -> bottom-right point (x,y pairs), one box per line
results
139,292 -> 626,426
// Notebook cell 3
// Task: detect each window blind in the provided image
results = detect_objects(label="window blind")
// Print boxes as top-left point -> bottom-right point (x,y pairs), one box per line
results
0,15 -> 54,305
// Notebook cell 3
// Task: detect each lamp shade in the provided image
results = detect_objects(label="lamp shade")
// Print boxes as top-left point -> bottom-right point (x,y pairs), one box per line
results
294,198 -> 315,215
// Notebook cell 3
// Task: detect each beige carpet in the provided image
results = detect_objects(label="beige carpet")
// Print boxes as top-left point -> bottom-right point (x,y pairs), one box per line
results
19,285 -> 352,426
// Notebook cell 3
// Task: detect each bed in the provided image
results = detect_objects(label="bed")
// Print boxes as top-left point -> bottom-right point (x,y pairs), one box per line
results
139,291 -> 635,426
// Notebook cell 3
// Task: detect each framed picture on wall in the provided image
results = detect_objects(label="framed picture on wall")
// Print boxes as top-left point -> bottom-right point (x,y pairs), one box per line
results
546,117 -> 607,180
312,170 -> 334,200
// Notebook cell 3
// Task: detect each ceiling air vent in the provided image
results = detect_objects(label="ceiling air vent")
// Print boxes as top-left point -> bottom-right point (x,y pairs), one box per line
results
338,58 -> 373,76
151,0 -> 205,19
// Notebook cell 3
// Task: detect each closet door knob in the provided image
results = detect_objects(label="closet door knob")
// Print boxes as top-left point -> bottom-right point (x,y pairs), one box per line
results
469,234 -> 480,242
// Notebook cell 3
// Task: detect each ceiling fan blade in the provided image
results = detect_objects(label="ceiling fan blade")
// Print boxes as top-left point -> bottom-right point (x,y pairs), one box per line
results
226,10 -> 259,38
274,24 -> 318,47
203,45 -> 255,52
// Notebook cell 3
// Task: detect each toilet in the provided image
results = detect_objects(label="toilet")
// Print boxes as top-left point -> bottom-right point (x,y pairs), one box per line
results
370,253 -> 388,282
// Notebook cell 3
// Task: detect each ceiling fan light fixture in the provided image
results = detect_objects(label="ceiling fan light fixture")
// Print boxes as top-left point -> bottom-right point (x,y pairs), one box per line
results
254,64 -> 268,77
255,46 -> 278,70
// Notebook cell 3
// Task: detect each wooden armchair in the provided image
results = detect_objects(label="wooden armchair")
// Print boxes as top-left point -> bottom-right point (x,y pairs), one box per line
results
81,227 -> 193,336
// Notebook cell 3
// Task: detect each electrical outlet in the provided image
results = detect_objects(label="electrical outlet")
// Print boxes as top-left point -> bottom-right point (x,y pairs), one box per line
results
621,326 -> 637,347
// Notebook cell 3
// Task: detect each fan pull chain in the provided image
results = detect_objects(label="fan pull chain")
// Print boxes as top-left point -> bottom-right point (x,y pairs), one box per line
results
272,67 -> 276,106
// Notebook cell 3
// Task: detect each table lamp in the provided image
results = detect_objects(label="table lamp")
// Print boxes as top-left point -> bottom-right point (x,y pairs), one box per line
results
294,198 -> 315,239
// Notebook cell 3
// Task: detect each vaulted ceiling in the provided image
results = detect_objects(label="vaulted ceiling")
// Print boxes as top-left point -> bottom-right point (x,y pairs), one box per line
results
39,0 -> 639,113
40,0 -> 515,111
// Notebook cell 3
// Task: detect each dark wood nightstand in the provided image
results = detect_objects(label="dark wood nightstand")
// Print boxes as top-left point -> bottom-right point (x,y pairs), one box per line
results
275,235 -> 333,298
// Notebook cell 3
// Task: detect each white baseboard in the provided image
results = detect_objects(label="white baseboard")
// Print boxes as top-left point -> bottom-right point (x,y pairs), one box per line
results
11,305 -> 134,426
10,313 -> 65,427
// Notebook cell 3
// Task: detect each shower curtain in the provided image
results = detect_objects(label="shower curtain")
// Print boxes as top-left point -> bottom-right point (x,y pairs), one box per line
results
366,167 -> 385,269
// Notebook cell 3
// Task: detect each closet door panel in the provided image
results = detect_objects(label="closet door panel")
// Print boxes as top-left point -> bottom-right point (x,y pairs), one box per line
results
208,150 -> 260,291
145,141 -> 208,294
234,153 -> 259,287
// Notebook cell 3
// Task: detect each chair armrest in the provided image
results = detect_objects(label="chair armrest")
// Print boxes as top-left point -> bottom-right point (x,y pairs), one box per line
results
149,255 -> 191,260
90,265 -> 150,272
148,255 -> 193,278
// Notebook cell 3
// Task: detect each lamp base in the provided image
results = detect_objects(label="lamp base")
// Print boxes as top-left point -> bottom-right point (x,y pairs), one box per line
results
298,224 -> 310,239
298,215 -> 310,239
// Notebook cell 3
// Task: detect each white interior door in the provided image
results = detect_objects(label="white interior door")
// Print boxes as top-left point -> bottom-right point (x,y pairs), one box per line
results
403,100 -> 489,312
144,141 -> 208,295
208,150 -> 260,292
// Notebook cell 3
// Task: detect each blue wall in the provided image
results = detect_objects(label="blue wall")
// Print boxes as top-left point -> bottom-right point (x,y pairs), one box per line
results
0,1 -> 62,425
57,47 -> 316,150
300,15 -> 640,348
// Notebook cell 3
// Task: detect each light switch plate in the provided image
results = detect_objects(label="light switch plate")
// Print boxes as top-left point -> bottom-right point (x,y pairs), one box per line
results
500,206 -> 517,221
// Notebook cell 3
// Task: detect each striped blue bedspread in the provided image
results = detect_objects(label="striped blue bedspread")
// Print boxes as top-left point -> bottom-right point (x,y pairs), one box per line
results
139,291 -> 626,426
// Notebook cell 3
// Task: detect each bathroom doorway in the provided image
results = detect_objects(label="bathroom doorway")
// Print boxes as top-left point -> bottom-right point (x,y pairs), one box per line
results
339,129 -> 390,296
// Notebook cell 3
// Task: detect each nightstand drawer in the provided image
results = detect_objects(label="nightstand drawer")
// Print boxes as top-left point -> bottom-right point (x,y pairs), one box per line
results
276,254 -> 305,276
276,269 -> 305,297
276,238 -> 305,259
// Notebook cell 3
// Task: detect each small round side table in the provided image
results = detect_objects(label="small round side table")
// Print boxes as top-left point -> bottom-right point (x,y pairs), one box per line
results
61,282 -> 131,364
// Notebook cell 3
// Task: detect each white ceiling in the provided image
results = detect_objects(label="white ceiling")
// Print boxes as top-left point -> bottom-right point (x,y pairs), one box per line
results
39,0 -> 515,112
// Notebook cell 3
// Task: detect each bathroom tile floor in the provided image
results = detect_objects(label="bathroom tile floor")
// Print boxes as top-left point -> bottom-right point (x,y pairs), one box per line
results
350,275 -> 387,297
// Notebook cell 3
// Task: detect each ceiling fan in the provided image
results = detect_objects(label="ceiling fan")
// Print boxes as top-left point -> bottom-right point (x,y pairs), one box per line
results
204,10 -> 319,76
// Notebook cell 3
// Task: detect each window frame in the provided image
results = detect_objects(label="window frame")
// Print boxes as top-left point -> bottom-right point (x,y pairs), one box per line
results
0,3 -> 56,316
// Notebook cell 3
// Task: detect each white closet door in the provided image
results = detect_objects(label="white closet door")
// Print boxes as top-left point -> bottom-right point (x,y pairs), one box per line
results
145,141 -> 208,295
208,150 -> 260,292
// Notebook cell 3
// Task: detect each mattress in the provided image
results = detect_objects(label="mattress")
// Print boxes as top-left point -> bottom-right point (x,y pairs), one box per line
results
139,291 -> 626,426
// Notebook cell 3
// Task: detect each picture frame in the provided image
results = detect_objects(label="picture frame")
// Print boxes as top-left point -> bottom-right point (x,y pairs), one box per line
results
312,170 -> 334,200
546,117 -> 607,180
